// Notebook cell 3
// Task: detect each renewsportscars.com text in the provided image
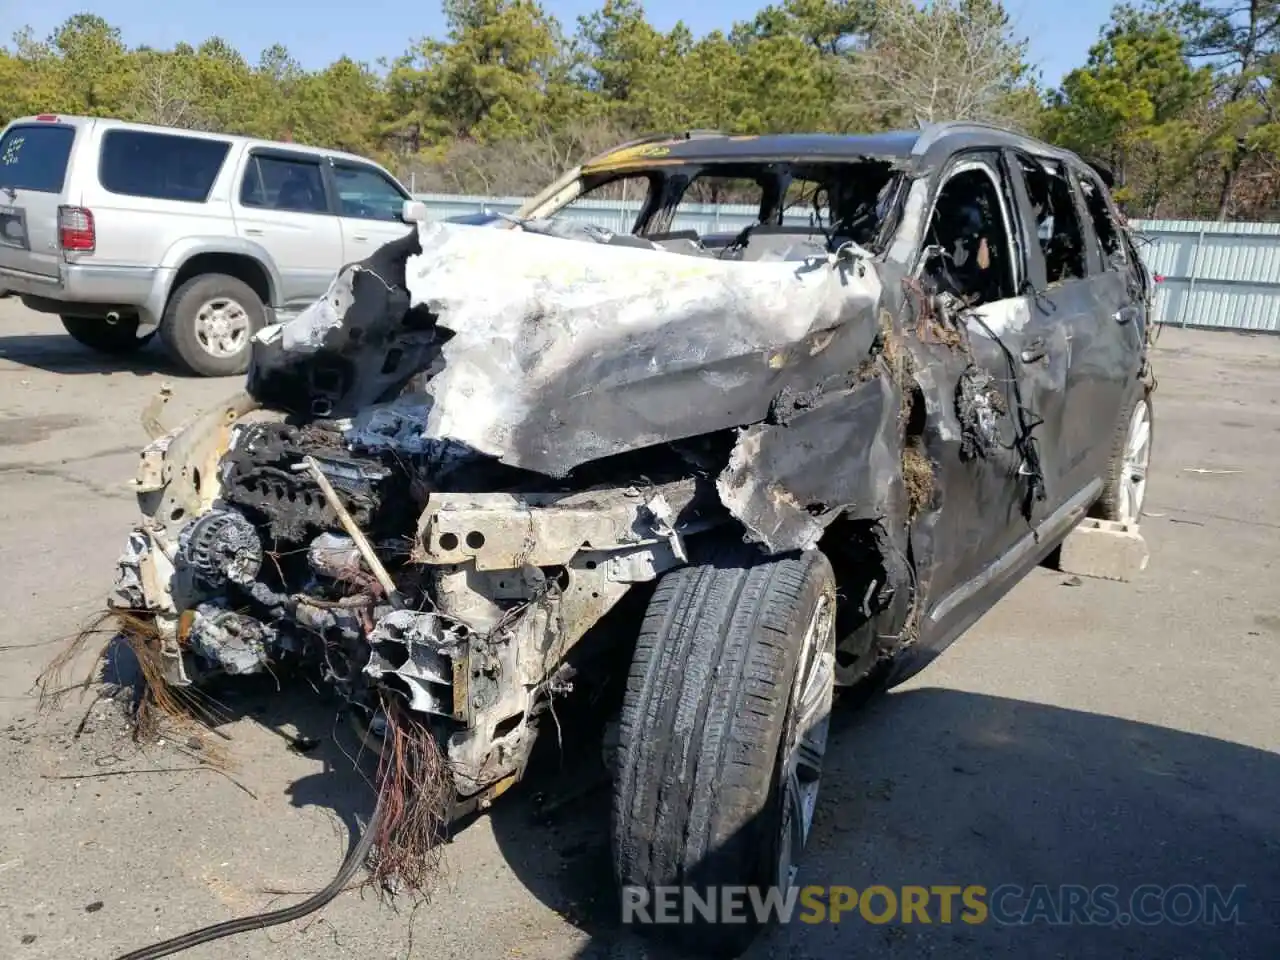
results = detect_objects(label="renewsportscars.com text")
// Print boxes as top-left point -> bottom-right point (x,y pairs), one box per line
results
621,883 -> 1247,927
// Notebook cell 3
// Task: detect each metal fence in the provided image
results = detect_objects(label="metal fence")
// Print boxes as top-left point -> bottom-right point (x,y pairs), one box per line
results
413,192 -> 1280,333
1129,220 -> 1280,334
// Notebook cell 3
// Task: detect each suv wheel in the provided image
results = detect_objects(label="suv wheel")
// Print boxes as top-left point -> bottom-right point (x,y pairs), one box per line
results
60,315 -> 154,354
161,274 -> 265,377
1094,383 -> 1154,524
613,547 -> 837,956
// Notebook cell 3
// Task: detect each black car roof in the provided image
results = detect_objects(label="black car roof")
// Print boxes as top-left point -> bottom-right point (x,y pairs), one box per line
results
582,122 -> 1086,176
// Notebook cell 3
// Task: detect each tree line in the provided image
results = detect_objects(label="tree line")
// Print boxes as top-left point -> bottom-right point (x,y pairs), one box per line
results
1,0 -> 1277,221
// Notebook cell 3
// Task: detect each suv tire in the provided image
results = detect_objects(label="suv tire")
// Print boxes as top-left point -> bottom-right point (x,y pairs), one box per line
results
613,547 -> 836,956
161,274 -> 265,377
1093,381 -> 1154,524
60,315 -> 153,354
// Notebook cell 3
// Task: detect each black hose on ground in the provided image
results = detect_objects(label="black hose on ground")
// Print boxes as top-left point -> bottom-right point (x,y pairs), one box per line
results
110,788 -> 385,960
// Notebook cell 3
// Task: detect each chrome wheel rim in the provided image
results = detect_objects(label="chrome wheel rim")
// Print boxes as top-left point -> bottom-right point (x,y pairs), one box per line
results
194,298 -> 251,358
777,590 -> 836,889
1119,397 -> 1152,523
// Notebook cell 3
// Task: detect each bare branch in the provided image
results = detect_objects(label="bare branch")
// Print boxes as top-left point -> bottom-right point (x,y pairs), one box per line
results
844,0 -> 1031,127
127,56 -> 200,128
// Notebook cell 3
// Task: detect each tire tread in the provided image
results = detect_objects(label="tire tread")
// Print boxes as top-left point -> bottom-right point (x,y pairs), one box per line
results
612,547 -> 834,953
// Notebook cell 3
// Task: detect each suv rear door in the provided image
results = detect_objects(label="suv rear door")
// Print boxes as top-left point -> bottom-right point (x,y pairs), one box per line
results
0,118 -> 78,282
1007,152 -> 1141,499
1068,169 -> 1148,486
327,159 -> 414,263
233,148 -> 343,315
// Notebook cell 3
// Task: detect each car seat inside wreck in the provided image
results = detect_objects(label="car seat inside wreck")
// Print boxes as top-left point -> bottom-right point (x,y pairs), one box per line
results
96,128 -> 1154,957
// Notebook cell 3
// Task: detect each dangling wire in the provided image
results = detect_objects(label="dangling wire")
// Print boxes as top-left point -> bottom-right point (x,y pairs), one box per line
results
965,309 -> 1047,523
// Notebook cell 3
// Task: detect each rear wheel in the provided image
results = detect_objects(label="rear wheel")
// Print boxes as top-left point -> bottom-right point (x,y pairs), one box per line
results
60,315 -> 153,354
612,547 -> 836,956
1094,383 -> 1153,523
161,274 -> 265,377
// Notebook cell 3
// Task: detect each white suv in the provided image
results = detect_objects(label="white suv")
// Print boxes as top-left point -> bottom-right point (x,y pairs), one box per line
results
0,114 -> 416,375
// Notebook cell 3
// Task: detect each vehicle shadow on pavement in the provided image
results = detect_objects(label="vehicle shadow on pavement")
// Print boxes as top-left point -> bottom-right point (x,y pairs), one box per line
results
0,333 -> 192,378
96,636 -> 377,847
488,686 -> 1280,960
131,662 -> 382,851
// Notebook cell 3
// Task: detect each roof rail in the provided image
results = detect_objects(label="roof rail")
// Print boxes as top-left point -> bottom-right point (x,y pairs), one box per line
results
911,119 -> 1026,154
581,129 -> 727,168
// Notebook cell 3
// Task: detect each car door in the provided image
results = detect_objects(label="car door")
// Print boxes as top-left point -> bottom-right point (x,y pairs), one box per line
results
908,150 -> 1073,648
232,148 -> 343,315
327,159 -> 414,264
1004,150 -> 1133,504
1068,169 -> 1147,488
0,119 -> 78,284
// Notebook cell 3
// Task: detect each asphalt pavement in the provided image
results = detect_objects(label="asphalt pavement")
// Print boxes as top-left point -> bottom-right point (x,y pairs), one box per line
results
0,300 -> 1277,959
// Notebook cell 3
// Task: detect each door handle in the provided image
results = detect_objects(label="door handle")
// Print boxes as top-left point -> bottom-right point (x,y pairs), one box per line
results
1021,339 -> 1048,363
244,228 -> 263,236
352,235 -> 369,242
1114,308 -> 1133,324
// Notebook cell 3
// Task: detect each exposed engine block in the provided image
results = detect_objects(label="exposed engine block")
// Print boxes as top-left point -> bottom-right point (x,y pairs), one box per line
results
218,420 -> 413,543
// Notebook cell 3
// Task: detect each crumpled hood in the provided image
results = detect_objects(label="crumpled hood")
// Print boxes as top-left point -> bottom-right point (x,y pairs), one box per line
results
260,220 -> 887,477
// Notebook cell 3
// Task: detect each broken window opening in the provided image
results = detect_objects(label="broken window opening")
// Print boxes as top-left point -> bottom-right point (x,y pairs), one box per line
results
681,174 -> 766,208
552,174 -> 655,234
780,177 -> 829,227
925,163 -> 1017,307
779,162 -> 898,248
1016,156 -> 1087,285
1080,176 -> 1126,270
671,173 -> 770,238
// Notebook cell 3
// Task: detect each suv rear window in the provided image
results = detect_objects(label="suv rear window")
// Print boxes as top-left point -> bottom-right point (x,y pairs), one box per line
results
1079,176 -> 1125,268
98,130 -> 230,203
0,123 -> 76,193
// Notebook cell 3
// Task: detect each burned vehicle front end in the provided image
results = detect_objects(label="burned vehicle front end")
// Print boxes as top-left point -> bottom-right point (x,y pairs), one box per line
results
108,126 -> 1154,954
112,207 -> 902,805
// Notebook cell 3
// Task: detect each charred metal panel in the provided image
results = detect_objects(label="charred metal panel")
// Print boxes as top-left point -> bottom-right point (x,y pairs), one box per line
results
716,371 -> 901,553
413,478 -> 707,571
897,301 -> 1037,646
258,221 -> 886,479
247,229 -> 447,420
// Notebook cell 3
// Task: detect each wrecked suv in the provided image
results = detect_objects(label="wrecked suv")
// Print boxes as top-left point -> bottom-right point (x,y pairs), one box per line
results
110,123 -> 1155,951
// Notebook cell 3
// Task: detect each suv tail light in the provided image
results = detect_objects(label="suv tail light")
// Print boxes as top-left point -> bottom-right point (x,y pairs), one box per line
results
57,206 -> 95,253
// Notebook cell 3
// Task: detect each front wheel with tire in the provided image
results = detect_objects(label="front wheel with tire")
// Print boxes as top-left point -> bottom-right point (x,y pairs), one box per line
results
612,547 -> 837,956
60,315 -> 153,354
160,274 -> 265,377
1093,383 -> 1154,523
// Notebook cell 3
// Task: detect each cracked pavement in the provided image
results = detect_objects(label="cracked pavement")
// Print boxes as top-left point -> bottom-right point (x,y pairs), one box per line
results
0,300 -> 1278,959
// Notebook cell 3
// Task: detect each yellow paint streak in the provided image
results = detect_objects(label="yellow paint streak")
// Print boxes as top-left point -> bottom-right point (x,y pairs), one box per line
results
581,156 -> 687,174
587,142 -> 674,168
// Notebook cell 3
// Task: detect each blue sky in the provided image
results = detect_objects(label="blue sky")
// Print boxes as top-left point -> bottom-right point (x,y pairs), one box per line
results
4,0 -> 1113,89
